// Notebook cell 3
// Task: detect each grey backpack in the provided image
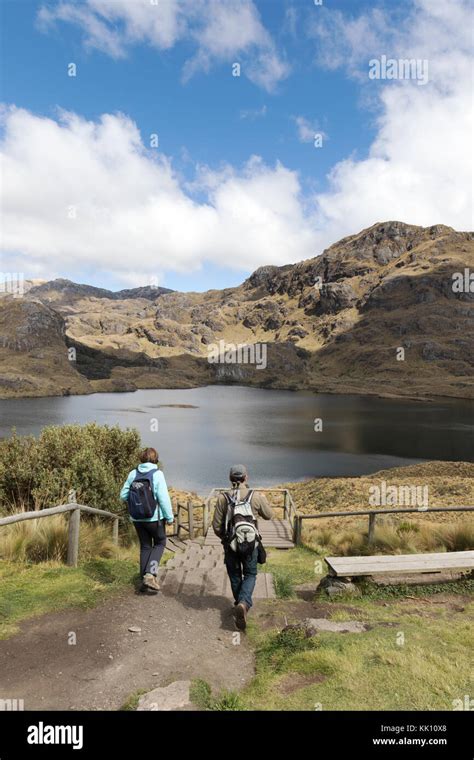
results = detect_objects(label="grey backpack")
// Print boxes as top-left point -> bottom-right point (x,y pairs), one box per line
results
224,489 -> 259,556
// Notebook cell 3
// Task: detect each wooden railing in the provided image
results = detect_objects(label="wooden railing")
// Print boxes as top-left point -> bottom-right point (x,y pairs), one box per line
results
292,506 -> 474,546
0,502 -> 120,567
204,487 -> 298,532
173,500 -> 208,541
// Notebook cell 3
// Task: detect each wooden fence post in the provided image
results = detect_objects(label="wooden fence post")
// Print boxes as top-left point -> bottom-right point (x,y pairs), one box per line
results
176,502 -> 181,540
283,491 -> 289,521
188,500 -> 195,539
67,508 -> 81,567
293,516 -> 302,546
368,513 -> 376,545
112,517 -> 119,546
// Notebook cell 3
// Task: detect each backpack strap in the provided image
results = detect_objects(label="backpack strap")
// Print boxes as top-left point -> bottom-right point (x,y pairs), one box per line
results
223,491 -> 235,538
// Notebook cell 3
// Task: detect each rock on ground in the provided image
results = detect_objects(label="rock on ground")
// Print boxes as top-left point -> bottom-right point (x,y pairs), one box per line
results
137,680 -> 193,711
317,575 -> 360,597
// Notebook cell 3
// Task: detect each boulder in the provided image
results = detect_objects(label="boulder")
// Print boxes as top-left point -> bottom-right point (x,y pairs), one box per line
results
243,300 -> 286,331
288,326 -> 309,340
137,680 -> 194,711
317,575 -> 360,598
319,282 -> 358,313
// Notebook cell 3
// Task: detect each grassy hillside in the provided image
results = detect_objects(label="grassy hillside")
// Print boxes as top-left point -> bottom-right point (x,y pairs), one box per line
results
1,221 -> 473,399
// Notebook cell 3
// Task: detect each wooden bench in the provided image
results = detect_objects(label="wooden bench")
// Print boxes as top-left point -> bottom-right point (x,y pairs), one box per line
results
325,551 -> 474,578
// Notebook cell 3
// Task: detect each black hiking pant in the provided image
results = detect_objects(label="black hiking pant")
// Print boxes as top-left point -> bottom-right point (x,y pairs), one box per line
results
133,519 -> 167,577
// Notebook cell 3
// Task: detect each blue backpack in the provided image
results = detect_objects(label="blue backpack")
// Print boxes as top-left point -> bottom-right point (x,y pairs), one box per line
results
127,468 -> 157,520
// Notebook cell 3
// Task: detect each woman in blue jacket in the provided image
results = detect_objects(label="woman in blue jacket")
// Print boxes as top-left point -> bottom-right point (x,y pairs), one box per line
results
120,447 -> 174,593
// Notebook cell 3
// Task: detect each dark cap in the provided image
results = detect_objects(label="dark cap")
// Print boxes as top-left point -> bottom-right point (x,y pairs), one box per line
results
229,464 -> 247,481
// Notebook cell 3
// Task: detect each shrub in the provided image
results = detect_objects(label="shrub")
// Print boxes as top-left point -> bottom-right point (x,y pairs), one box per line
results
0,424 -> 142,514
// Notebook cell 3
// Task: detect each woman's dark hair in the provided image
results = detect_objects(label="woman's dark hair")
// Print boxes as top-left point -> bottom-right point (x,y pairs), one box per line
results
140,447 -> 159,464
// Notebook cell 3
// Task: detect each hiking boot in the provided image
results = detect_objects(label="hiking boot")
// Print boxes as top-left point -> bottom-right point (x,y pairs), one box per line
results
150,575 -> 161,591
234,602 -> 248,631
141,573 -> 158,594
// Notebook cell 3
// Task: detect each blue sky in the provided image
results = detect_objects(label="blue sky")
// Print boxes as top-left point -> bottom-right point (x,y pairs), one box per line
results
0,0 -> 472,292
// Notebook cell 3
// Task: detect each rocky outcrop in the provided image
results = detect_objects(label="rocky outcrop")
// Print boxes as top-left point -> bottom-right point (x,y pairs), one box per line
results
243,300 -> 287,331
0,299 -> 92,397
318,282 -> 358,313
3,220 -> 472,399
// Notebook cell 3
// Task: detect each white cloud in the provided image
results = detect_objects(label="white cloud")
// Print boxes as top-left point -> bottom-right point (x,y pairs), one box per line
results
293,116 -> 326,144
38,0 -> 289,92
305,0 -> 473,238
0,107 -> 315,286
2,0 -> 472,289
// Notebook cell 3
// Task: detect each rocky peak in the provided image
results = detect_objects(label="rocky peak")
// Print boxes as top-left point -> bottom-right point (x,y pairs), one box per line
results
27,278 -> 173,303
245,264 -> 291,294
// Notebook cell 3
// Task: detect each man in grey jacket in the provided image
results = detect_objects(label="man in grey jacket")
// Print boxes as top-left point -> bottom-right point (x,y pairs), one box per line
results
213,464 -> 273,630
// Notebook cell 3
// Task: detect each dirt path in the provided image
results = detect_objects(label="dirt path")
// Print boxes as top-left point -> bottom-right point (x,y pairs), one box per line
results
0,587 -> 255,710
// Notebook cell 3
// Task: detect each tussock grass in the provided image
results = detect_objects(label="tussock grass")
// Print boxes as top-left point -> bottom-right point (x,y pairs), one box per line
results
283,461 -> 474,533
304,519 -> 474,556
0,514 -> 120,563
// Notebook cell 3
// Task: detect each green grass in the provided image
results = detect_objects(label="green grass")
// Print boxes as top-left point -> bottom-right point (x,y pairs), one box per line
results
239,547 -> 474,710
0,555 -> 139,639
189,679 -> 213,710
211,691 -> 247,711
120,688 -> 149,711
241,605 -> 473,710
188,679 -> 247,711
263,546 -> 323,598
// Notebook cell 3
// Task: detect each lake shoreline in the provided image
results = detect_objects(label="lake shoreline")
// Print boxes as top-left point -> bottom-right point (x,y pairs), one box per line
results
2,380 -> 473,405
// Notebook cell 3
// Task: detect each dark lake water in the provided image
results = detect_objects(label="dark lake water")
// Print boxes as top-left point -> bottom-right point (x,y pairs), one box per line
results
0,386 -> 473,494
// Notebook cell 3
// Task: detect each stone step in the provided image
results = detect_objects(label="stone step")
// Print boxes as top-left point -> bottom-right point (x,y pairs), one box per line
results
166,546 -> 223,569
157,567 -> 275,600
157,568 -> 186,594
180,569 -> 209,596
195,558 -> 221,570
165,557 -> 186,569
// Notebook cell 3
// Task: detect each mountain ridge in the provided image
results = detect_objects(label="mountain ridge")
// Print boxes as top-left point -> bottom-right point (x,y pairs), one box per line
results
1,220 -> 473,400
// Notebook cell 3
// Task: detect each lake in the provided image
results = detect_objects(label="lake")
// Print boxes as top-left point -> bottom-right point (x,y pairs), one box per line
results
0,386 -> 473,494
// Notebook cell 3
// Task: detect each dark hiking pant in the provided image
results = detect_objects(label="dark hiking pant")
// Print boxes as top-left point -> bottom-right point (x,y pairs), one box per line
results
224,546 -> 258,608
134,519 -> 167,577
